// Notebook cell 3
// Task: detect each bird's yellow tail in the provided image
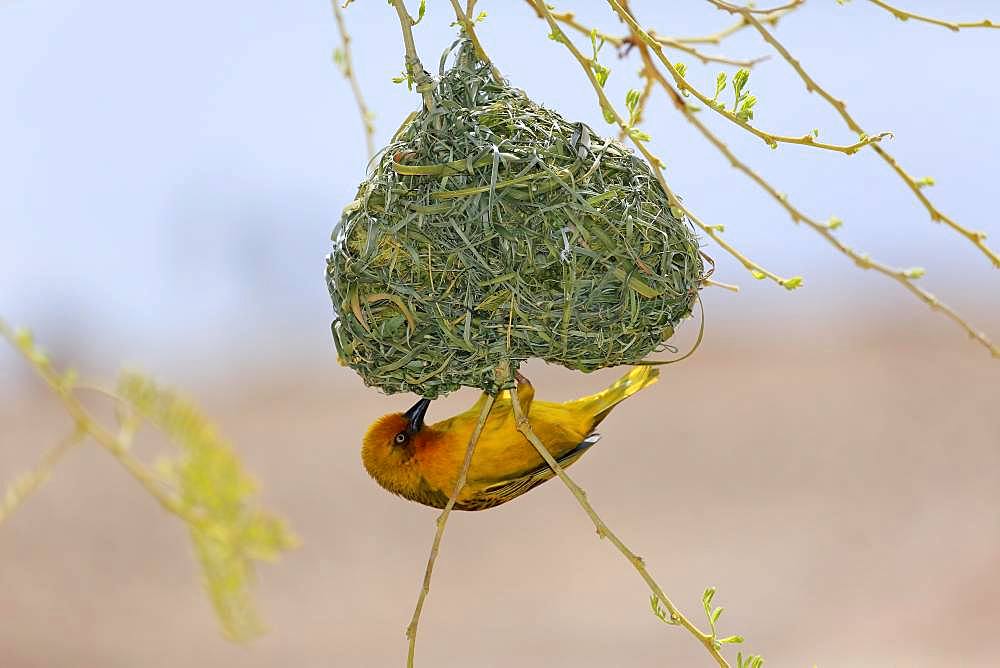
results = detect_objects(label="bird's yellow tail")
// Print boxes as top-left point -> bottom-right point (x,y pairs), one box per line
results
567,365 -> 659,429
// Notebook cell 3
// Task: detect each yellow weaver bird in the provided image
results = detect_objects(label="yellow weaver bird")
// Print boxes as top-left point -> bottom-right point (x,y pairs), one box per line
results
361,366 -> 658,510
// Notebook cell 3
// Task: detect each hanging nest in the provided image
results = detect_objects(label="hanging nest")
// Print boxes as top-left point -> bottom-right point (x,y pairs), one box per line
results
326,40 -> 704,399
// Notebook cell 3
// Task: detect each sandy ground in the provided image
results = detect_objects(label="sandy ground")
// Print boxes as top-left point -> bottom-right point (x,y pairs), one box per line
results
1,322 -> 999,668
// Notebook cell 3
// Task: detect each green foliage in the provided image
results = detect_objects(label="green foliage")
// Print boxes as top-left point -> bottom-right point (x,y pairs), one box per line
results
731,68 -> 757,122
624,88 -> 651,141
587,28 -> 614,125
0,319 -> 296,642
117,372 -> 299,640
651,588 -> 764,668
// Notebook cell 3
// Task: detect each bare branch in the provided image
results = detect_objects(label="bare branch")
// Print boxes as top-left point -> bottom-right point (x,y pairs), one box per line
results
865,0 -> 999,31
331,1 -> 375,159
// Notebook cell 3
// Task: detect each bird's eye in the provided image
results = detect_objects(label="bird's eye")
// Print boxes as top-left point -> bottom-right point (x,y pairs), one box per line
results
394,432 -> 408,445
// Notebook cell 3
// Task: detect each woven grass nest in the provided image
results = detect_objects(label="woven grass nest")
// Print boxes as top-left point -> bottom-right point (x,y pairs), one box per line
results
326,40 -> 704,399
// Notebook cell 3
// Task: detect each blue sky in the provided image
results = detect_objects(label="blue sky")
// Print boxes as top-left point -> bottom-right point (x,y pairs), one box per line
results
2,1 -> 998,375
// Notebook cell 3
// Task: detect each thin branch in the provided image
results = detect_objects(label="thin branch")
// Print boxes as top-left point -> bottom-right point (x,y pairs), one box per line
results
864,0 -> 999,31
618,71 -> 655,141
708,0 -> 1000,268
405,393 -> 496,668
611,0 -> 892,155
0,428 -> 85,526
0,320 -> 199,521
331,1 -> 375,159
544,9 -> 769,69
545,9 -> 624,47
508,382 -> 729,668
448,0 -> 503,82
670,7 -> 792,46
534,1 -> 801,289
388,0 -> 436,111
651,33 -> 770,68
742,0 -> 804,14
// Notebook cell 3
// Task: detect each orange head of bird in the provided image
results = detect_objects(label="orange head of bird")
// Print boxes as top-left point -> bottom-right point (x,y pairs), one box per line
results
361,397 -> 431,499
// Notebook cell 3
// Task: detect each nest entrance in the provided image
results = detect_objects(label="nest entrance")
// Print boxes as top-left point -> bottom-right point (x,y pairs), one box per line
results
327,40 -> 704,398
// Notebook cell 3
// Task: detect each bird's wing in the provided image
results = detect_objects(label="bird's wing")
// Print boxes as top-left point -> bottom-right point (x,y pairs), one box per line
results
476,433 -> 601,507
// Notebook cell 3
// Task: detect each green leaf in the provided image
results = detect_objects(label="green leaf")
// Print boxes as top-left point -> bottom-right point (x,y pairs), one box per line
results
737,95 -> 757,122
414,0 -> 426,25
628,128 -> 652,142
713,72 -> 727,101
733,68 -> 750,96
626,88 -> 641,113
711,606 -> 724,624
782,276 -> 804,290
593,62 -> 610,88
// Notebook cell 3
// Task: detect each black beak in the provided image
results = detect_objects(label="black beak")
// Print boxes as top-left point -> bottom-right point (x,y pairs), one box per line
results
404,398 -> 431,434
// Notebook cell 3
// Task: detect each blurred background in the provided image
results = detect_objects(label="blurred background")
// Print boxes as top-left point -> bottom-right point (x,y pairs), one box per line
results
2,1 -> 998,666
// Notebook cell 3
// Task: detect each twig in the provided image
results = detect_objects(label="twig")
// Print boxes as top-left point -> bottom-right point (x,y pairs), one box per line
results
704,278 -> 740,292
331,1 -> 375,159
741,0 -> 804,14
448,0 -> 502,82
544,9 -> 769,69
534,0 -> 801,290
652,33 -> 770,68
864,0 -> 999,31
611,0 -> 892,155
388,0 -> 436,111
0,428 -> 85,526
508,382 -> 729,668
406,393 -> 497,668
670,4 -> 796,45
708,0 -> 1000,268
